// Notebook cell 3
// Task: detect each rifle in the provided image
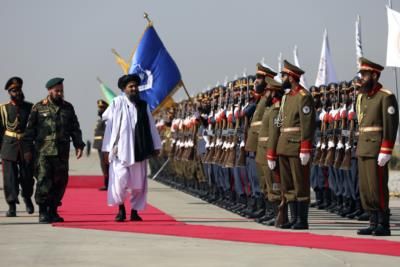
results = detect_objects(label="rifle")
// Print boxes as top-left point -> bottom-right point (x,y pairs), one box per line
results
203,95 -> 216,163
236,77 -> 250,167
211,88 -> 224,164
225,81 -> 241,167
333,85 -> 347,169
340,85 -> 356,170
317,87 -> 328,166
219,85 -> 233,166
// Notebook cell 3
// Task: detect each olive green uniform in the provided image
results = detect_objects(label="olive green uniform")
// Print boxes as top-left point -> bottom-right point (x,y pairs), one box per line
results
276,87 -> 315,203
356,85 -> 399,212
23,97 -> 85,207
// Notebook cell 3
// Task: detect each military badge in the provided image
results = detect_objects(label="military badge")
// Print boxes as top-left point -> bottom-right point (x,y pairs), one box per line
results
302,106 -> 311,114
388,106 -> 396,115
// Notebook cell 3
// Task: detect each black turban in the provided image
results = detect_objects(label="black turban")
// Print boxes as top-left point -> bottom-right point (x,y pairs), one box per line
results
5,76 -> 23,90
117,74 -> 141,90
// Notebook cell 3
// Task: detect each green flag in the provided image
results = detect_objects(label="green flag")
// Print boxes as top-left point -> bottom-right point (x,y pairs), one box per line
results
97,77 -> 117,104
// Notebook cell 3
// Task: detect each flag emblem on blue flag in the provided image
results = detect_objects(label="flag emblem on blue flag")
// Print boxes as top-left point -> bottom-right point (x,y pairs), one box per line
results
129,25 -> 182,111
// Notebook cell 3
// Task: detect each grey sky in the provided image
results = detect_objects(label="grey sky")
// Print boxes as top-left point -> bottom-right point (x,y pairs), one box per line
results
0,0 -> 397,140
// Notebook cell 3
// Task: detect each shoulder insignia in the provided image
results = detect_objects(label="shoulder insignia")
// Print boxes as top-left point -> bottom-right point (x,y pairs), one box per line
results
380,88 -> 393,95
42,98 -> 48,105
299,89 -> 306,96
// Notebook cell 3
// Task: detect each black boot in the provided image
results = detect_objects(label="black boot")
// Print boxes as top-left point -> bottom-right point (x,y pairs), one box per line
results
49,205 -> 64,222
115,204 -> 126,222
262,201 -> 279,226
292,202 -> 309,230
373,211 -> 391,236
347,199 -> 363,219
357,211 -> 370,221
130,209 -> 143,221
23,198 -> 35,214
326,192 -> 337,211
317,188 -> 331,209
280,202 -> 297,229
357,211 -> 377,235
247,196 -> 266,219
38,204 -> 50,224
6,203 -> 17,217
310,189 -> 322,208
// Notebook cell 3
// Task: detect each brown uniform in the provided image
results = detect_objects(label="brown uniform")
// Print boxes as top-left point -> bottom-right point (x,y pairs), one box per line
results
276,86 -> 315,203
356,84 -> 399,212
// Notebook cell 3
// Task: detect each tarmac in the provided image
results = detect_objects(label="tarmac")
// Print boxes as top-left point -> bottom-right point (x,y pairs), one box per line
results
0,153 -> 400,267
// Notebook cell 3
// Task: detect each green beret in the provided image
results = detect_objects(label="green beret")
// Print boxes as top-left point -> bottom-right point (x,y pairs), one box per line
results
46,77 -> 64,89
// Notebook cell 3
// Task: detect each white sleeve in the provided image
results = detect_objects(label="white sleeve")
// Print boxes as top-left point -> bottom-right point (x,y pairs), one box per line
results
147,105 -> 162,150
101,103 -> 114,152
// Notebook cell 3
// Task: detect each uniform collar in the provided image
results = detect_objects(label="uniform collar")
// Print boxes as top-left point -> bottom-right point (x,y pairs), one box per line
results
288,85 -> 302,96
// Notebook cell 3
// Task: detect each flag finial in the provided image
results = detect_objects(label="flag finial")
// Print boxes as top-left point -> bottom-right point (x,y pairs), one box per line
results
144,12 -> 153,26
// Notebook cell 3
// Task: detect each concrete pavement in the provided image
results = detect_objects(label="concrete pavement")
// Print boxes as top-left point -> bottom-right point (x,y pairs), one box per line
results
0,154 -> 399,266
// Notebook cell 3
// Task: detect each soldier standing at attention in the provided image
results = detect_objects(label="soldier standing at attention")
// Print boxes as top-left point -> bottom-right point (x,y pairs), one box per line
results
0,77 -> 35,217
356,58 -> 399,236
276,60 -> 315,230
23,77 -> 85,223
93,99 -> 109,191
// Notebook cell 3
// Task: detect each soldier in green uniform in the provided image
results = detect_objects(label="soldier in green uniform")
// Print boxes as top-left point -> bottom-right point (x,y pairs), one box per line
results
275,60 -> 315,230
93,99 -> 109,191
356,58 -> 399,236
0,77 -> 34,216
244,63 -> 277,218
23,77 -> 85,223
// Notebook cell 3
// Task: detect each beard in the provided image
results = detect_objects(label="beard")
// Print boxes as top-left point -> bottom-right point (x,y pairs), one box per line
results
128,93 -> 140,103
51,95 -> 63,105
11,92 -> 25,103
282,80 -> 291,90
255,81 -> 266,94
98,110 -> 104,117
360,79 -> 374,94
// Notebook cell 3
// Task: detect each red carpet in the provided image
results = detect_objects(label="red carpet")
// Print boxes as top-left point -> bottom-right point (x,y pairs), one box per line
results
54,175 -> 400,257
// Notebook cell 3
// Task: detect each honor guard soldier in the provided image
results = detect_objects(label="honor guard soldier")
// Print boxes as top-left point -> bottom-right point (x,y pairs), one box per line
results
356,58 -> 399,236
23,77 -> 85,223
244,63 -> 277,218
93,99 -> 109,191
0,77 -> 35,216
275,60 -> 315,230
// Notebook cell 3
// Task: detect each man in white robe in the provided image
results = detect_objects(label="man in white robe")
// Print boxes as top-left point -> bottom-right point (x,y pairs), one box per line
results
102,74 -> 161,222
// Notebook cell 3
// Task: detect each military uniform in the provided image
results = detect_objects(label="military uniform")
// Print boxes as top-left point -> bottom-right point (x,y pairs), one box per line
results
356,58 -> 399,236
93,99 -> 109,190
275,60 -> 315,229
23,77 -> 85,223
0,77 -> 34,216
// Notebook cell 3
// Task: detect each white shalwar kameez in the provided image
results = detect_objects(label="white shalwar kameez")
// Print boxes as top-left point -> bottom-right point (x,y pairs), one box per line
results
102,95 -> 161,210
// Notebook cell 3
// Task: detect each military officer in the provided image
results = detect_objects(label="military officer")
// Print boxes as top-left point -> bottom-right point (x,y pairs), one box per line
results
23,77 -> 85,223
0,77 -> 34,216
356,58 -> 399,236
93,99 -> 109,191
274,60 -> 315,230
244,63 -> 277,218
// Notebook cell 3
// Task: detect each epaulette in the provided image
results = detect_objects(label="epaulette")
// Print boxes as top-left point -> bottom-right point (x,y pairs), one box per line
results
379,88 -> 393,95
299,88 -> 306,96
41,98 -> 49,105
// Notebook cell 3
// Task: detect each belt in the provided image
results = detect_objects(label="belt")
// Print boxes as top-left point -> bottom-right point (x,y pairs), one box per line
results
94,136 -> 103,140
258,137 -> 269,142
251,121 -> 262,127
281,127 -> 300,133
4,130 -> 24,139
359,126 -> 383,133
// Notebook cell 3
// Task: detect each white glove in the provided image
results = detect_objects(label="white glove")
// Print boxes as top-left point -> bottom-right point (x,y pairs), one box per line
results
345,142 -> 351,150
240,140 -> 245,148
316,141 -> 321,148
268,160 -> 276,170
300,153 -> 311,165
377,153 -> 391,167
336,141 -> 344,150
328,140 -> 335,149
321,143 -> 326,150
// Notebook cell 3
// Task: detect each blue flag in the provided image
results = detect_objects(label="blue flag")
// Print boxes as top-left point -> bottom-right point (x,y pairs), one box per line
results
129,25 -> 181,111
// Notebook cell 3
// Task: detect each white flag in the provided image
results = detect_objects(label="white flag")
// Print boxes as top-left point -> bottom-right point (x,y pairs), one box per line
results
386,6 -> 400,67
293,45 -> 308,89
355,15 -> 363,67
315,29 -> 338,87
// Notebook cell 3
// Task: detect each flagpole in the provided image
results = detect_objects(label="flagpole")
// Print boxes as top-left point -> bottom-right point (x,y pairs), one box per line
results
181,82 -> 192,101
